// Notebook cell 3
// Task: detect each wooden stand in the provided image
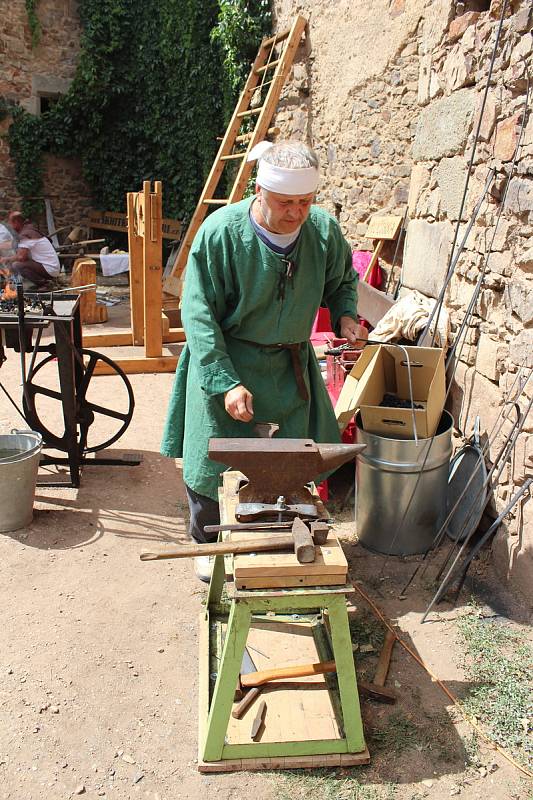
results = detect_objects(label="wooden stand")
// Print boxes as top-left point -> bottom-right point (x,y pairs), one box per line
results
197,471 -> 369,772
71,258 -> 108,324
82,181 -> 185,375
363,215 -> 403,282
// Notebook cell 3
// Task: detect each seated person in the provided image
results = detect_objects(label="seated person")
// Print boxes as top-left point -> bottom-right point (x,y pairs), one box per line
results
0,211 -> 60,288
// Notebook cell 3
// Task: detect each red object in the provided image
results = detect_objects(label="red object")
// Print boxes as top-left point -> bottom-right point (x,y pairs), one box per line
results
310,305 -> 335,346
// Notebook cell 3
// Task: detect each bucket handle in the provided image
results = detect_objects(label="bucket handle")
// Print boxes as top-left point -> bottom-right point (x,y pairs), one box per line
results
10,428 -> 43,446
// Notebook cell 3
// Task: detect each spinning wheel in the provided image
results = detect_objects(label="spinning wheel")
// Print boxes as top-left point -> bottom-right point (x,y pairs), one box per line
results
22,348 -> 135,454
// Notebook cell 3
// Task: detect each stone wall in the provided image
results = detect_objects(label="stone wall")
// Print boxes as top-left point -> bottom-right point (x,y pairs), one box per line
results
0,0 -> 91,227
273,0 -> 532,599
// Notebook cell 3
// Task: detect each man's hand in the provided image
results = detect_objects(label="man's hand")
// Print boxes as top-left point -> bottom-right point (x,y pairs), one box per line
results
339,316 -> 368,350
224,384 -> 254,422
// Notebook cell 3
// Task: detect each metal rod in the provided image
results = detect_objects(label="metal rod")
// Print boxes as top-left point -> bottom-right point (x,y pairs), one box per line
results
428,0 -> 508,346
421,467 -> 532,622
449,478 -> 532,602
400,365 -> 533,596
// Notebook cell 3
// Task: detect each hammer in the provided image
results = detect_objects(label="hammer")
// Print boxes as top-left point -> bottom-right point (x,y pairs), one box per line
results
140,519 -> 329,564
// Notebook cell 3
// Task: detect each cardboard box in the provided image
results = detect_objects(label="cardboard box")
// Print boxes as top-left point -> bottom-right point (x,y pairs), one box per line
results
335,344 -> 446,440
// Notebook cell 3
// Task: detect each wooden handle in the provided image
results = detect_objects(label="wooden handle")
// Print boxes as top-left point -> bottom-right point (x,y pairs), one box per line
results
241,660 -> 336,688
140,535 -> 295,561
232,686 -> 263,719
373,630 -> 396,687
291,517 -> 315,563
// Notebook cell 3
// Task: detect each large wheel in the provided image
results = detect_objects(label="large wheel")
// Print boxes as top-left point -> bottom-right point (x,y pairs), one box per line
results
22,348 -> 135,454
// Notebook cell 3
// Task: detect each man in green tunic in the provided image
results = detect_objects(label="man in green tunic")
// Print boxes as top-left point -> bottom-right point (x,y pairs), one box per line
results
161,140 -> 367,580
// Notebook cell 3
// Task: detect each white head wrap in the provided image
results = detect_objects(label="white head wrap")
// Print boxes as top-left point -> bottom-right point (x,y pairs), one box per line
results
247,141 -> 319,196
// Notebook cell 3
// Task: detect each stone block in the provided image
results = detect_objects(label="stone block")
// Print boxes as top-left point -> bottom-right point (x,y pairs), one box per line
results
516,246 -> 533,273
505,177 -> 533,215
448,11 -> 480,42
493,114 -> 520,161
476,334 -> 504,381
418,54 -> 432,106
487,250 -> 512,276
511,5 -> 532,33
421,1 -> 455,54
442,45 -> 475,92
474,92 -> 498,142
407,164 -> 430,215
504,281 -> 533,325
435,156 -> 468,220
402,218 -> 454,298
412,89 -> 475,161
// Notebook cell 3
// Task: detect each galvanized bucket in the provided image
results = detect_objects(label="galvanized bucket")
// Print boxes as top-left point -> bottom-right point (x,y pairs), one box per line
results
355,411 -> 453,555
0,430 -> 42,532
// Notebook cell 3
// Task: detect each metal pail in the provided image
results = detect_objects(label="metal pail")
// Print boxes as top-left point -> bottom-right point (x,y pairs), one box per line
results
355,411 -> 453,555
0,430 -> 42,532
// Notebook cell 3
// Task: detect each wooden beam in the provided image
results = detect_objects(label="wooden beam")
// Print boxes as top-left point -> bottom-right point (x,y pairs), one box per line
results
128,191 -> 144,346
91,356 -> 179,376
143,181 -> 163,358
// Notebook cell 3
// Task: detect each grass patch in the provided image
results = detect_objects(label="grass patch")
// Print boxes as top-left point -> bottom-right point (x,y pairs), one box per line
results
369,711 -> 420,754
455,604 -> 532,768
273,770 -> 396,800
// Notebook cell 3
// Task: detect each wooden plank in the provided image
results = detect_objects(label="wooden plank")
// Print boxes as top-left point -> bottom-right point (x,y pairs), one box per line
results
82,332 -> 134,348
365,215 -> 403,241
235,574 -> 347,590
127,191 -> 144,346
143,181 -> 163,358
89,209 -> 182,240
91,356 -> 178,375
232,531 -> 348,578
71,259 -> 108,325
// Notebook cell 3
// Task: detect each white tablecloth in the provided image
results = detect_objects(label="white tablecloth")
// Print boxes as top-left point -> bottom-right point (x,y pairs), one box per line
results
100,253 -> 129,276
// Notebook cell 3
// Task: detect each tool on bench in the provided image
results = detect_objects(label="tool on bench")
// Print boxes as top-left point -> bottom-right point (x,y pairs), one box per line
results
140,518 -> 330,564
250,700 -> 267,740
208,437 -> 365,521
235,659 -> 396,703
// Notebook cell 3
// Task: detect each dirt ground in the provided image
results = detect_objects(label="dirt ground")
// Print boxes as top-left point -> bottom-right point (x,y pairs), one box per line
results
0,297 -> 530,800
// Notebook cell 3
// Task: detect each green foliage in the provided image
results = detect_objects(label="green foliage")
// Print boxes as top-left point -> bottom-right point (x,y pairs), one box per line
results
7,107 -> 45,218
274,770 -> 396,800
25,0 -> 41,49
456,605 -> 532,767
8,0 -> 271,220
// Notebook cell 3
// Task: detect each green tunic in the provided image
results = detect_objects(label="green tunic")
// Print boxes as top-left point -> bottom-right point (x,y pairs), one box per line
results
160,196 -> 358,500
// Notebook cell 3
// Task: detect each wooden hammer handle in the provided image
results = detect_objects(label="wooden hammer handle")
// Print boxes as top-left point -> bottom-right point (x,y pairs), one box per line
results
140,535 -> 294,561
240,660 -> 336,688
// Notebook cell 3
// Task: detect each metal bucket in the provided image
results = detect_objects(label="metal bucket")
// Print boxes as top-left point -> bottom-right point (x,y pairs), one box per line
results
355,411 -> 453,555
0,430 -> 42,532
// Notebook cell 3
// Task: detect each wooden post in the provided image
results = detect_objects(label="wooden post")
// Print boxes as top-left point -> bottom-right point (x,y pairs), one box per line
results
71,258 -> 108,324
128,191 -> 144,346
143,180 -> 163,358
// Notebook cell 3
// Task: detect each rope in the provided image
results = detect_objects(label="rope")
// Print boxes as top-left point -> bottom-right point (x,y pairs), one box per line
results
351,581 -> 533,780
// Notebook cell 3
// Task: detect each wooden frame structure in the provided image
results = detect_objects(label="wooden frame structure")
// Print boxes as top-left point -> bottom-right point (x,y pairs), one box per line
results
83,181 -> 184,375
163,15 -> 308,298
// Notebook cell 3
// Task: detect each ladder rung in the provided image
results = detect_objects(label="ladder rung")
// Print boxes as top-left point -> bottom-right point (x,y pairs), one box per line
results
255,59 -> 281,74
220,153 -> 247,161
236,126 -> 279,144
203,199 -> 229,205
237,107 -> 264,119
263,27 -> 291,48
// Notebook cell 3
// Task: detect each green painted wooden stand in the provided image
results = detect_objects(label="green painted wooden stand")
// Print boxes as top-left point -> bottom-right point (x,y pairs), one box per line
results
198,551 -> 369,771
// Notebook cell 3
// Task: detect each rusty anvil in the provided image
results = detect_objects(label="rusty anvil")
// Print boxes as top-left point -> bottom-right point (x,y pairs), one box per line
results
208,437 -> 366,521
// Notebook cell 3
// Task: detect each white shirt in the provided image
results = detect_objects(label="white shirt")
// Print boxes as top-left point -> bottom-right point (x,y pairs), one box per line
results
19,235 -> 60,276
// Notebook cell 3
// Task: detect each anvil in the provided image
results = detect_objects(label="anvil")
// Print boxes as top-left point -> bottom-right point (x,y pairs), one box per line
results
208,438 -> 366,520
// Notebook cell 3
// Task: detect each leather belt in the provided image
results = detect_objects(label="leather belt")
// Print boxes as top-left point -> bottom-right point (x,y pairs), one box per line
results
241,340 -> 309,401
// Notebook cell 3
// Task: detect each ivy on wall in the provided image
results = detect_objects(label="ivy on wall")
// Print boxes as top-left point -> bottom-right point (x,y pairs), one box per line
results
9,0 -> 271,220
25,0 -> 41,49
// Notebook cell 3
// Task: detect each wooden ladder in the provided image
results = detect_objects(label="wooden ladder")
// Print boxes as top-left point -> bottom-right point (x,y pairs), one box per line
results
163,14 -> 307,297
